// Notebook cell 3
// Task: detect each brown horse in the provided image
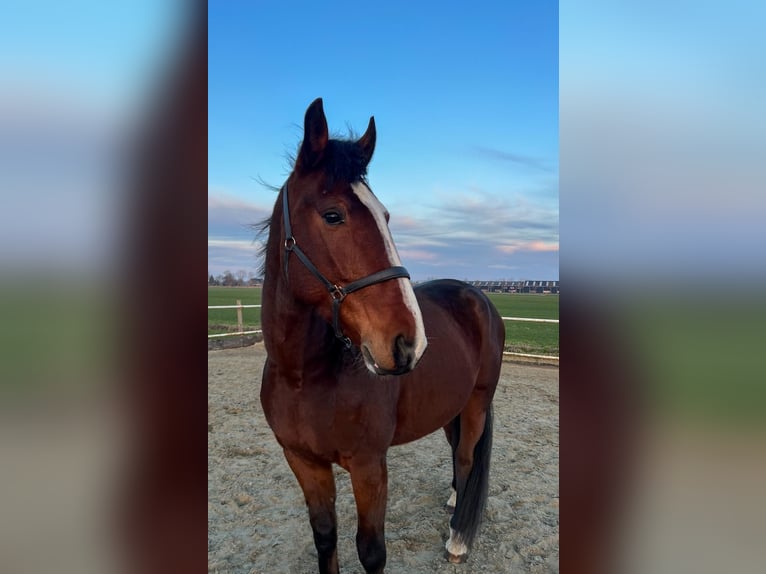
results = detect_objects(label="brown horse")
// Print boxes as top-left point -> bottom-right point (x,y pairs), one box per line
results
259,98 -> 505,574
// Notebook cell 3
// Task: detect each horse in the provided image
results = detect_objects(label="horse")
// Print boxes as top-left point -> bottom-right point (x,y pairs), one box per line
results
259,98 -> 505,574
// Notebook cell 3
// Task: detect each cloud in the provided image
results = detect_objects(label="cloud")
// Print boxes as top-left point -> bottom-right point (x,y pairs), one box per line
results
0,94 -> 123,276
387,188 -> 559,280
208,191 -> 272,229
497,241 -> 559,255
390,215 -> 422,231
397,249 -> 438,262
208,238 -> 262,252
429,191 -> 558,243
208,241 -> 262,276
207,191 -> 274,275
207,187 -> 559,281
472,145 -> 555,173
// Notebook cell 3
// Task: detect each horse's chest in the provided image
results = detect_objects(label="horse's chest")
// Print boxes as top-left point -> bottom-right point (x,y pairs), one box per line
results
261,370 -> 396,461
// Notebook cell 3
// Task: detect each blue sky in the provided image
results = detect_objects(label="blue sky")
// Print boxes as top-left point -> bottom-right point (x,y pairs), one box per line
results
560,1 -> 765,283
4,1 -> 761,287
0,1 -> 186,277
209,1 -> 559,282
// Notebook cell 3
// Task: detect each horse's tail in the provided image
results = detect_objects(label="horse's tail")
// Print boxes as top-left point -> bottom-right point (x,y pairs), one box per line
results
449,403 -> 493,550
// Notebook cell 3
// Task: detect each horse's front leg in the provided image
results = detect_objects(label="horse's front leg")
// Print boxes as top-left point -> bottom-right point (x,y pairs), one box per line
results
283,449 -> 339,574
348,454 -> 389,574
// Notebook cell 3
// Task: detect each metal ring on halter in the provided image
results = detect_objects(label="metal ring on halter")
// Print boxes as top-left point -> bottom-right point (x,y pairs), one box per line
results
284,236 -> 296,251
329,285 -> 346,302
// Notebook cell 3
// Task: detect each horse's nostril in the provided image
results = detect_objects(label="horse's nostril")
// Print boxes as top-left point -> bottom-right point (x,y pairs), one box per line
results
393,334 -> 415,369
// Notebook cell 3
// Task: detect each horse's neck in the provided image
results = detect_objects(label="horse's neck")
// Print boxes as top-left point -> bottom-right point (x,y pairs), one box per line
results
261,197 -> 334,377
262,268 -> 331,372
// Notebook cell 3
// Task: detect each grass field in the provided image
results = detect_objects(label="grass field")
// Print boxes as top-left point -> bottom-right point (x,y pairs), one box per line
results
622,295 -> 766,426
208,287 -> 263,335
486,292 -> 559,356
208,286 -> 559,356
1,284 -> 113,396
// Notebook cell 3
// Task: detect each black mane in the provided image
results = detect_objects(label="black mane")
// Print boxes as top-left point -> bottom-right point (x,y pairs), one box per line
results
320,138 -> 370,186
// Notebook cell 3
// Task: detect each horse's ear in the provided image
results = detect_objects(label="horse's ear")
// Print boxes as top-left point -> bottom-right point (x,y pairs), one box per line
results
357,116 -> 376,167
297,98 -> 328,171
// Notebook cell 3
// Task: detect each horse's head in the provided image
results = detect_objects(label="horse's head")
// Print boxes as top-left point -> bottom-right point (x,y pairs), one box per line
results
280,98 -> 427,375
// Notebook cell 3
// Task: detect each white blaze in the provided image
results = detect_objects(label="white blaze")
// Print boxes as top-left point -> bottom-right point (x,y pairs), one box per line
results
350,182 -> 427,360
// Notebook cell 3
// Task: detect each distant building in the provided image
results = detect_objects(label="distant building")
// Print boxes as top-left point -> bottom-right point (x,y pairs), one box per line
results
466,280 -> 559,294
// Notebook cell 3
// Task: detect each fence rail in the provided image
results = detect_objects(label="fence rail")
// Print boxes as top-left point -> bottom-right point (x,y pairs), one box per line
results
500,316 -> 559,324
499,316 -> 559,362
208,304 -> 559,361
208,301 -> 263,339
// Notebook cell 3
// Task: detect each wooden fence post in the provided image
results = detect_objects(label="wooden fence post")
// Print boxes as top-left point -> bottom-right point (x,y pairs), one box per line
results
236,300 -> 243,335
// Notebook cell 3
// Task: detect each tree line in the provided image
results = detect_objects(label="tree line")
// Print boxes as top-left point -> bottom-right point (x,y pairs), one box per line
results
208,270 -> 262,287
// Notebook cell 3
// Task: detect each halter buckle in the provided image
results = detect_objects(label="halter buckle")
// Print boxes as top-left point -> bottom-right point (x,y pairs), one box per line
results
329,285 -> 346,302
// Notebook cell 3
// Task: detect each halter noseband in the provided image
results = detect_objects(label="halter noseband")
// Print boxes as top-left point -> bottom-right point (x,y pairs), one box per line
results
281,182 -> 411,348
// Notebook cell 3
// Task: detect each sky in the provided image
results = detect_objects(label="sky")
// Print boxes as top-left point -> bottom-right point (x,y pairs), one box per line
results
560,1 -> 766,284
208,1 -> 559,282
1,1 -> 187,278
3,1 -> 762,287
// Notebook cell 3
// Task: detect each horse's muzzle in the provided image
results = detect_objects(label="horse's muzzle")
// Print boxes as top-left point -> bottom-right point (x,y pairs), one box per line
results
362,334 -> 419,376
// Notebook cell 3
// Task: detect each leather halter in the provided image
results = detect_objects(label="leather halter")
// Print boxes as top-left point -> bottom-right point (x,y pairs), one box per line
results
281,182 -> 411,348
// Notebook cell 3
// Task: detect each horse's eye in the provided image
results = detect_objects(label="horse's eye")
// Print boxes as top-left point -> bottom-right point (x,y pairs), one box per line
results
322,211 -> 344,225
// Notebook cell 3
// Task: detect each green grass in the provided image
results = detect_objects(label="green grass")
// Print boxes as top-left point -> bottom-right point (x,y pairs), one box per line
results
0,284 -> 114,397
209,287 -> 558,356
622,294 -> 766,427
485,292 -> 559,320
486,293 -> 559,356
207,287 -> 262,335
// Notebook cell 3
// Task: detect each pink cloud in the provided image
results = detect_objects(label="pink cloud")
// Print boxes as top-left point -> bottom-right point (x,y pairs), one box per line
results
398,249 -> 438,261
496,241 -> 559,255
390,216 -> 422,231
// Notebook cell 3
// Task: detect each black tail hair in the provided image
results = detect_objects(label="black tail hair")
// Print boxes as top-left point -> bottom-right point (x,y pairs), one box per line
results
450,404 -> 493,550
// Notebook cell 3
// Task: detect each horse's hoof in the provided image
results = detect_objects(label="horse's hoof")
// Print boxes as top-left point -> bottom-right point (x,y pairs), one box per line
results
445,550 -> 468,564
445,527 -> 468,563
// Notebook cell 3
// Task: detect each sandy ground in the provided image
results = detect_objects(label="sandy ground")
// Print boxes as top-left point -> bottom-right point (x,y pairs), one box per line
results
208,345 -> 559,573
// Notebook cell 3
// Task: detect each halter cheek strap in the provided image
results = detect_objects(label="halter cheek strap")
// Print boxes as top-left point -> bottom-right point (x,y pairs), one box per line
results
282,182 -> 410,348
